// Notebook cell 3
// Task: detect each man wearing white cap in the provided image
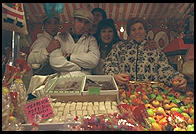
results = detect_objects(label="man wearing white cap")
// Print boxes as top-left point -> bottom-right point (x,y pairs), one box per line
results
27,15 -> 60,75
49,8 -> 100,75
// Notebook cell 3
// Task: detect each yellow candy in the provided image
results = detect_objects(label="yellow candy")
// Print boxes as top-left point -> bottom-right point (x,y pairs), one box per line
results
9,115 -> 16,121
123,99 -> 128,103
151,122 -> 162,131
173,127 -> 186,131
121,92 -> 126,99
130,95 -> 136,100
14,79 -> 23,84
2,87 -> 10,95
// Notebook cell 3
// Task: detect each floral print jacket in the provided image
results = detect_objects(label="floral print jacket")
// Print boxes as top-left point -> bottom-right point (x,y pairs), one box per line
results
104,39 -> 184,87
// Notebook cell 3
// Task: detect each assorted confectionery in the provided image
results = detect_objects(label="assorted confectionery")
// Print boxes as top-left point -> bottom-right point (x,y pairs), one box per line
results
2,64 -> 194,131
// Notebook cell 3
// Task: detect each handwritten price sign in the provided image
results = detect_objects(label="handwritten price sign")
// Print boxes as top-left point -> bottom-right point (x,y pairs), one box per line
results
24,97 -> 54,123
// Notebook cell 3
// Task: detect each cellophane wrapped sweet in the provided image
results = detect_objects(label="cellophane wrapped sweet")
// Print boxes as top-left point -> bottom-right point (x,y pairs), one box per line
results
77,112 -> 144,131
2,59 -> 31,131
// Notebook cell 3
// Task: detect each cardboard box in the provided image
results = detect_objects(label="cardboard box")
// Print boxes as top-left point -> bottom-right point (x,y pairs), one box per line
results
82,75 -> 119,101
45,75 -> 86,96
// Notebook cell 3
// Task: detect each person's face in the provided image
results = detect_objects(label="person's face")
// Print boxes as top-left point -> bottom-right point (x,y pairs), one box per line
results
93,12 -> 103,25
129,22 -> 146,43
44,18 -> 59,37
100,27 -> 114,44
73,18 -> 90,34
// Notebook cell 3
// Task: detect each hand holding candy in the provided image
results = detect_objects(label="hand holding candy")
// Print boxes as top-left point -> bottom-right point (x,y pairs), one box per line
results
114,73 -> 130,85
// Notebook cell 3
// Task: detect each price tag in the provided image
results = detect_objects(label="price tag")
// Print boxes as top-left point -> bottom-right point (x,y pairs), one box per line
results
24,97 -> 54,123
88,87 -> 101,95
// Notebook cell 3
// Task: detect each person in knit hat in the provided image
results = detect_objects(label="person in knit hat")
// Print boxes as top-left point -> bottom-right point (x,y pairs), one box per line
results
27,15 -> 60,75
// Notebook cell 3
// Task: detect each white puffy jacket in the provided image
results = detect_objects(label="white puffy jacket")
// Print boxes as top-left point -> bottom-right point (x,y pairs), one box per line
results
49,32 -> 100,74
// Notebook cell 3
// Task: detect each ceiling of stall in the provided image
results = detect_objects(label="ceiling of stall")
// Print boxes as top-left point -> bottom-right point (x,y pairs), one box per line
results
24,3 -> 194,25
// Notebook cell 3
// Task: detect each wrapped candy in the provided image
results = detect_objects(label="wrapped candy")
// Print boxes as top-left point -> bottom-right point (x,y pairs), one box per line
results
79,112 -> 143,131
7,59 -> 31,124
15,59 -> 31,78
64,114 -> 82,131
31,114 -> 42,131
2,86 -> 13,131
6,115 -> 24,131
3,64 -> 19,86
9,77 -> 27,124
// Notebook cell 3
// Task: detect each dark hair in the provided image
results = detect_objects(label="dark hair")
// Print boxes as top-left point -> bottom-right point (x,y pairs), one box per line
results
91,8 -> 107,20
95,19 -> 120,57
43,17 -> 60,25
126,17 -> 149,36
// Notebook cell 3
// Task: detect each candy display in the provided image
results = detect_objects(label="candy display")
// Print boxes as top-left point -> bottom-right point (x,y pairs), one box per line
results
40,101 -> 119,124
119,81 -> 194,131
2,66 -> 194,131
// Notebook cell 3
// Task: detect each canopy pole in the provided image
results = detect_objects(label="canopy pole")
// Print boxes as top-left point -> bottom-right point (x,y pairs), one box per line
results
10,31 -> 15,66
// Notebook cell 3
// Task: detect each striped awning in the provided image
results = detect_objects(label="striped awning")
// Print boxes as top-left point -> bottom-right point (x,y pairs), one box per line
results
24,3 -> 194,25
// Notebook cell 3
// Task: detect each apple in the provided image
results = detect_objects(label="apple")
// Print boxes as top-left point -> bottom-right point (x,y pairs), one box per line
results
188,107 -> 194,116
165,110 -> 171,115
163,99 -> 170,104
148,117 -> 156,123
145,104 -> 155,109
153,88 -> 159,94
119,89 -> 125,94
163,89 -> 169,95
158,117 -> 168,125
170,107 -> 182,113
163,104 -> 172,110
121,92 -> 126,99
187,118 -> 194,124
170,102 -> 178,108
123,99 -> 128,104
187,124 -> 194,131
172,99 -> 180,104
156,95 -> 163,101
180,106 -> 188,113
143,99 -> 149,104
147,109 -> 155,117
167,95 -> 175,101
181,112 -> 190,120
173,127 -> 186,131
129,94 -> 136,100
151,122 -> 162,131
155,107 -> 166,116
150,93 -> 156,99
126,91 -> 131,97
152,100 -> 161,107
142,94 -> 149,100
179,96 -> 185,101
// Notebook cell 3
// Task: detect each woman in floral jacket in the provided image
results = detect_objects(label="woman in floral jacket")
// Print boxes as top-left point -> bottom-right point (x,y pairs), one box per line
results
104,17 -> 187,91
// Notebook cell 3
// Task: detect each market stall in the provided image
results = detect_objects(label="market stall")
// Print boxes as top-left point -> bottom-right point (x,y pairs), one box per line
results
2,3 -> 194,131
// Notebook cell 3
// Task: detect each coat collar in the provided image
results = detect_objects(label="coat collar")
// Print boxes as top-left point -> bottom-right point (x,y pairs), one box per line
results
130,39 -> 147,46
